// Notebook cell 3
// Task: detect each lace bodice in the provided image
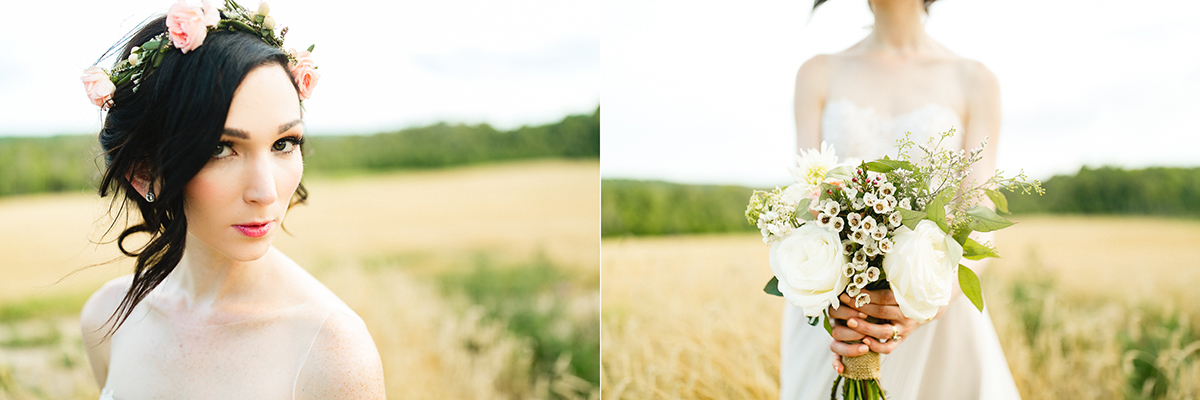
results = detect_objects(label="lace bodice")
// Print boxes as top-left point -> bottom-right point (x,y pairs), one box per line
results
820,99 -> 963,161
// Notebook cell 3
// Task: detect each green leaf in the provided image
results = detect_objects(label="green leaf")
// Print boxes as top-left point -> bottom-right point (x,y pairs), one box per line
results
819,183 -> 839,200
896,208 -> 927,230
965,204 -> 1014,232
764,277 -> 783,297
923,192 -> 949,233
864,158 -> 914,173
822,310 -> 833,337
307,44 -> 316,52
153,51 -> 164,68
986,189 -> 1009,214
962,238 -> 998,260
958,265 -> 985,312
140,40 -> 161,51
952,228 -> 971,246
795,198 -> 814,221
824,165 -> 855,181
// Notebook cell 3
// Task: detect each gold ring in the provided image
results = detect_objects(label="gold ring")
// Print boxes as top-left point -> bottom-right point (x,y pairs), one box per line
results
891,324 -> 901,342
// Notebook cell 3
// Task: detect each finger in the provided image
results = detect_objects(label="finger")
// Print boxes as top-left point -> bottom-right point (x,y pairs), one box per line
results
830,340 -> 871,358
831,325 -> 866,342
855,303 -> 905,321
860,289 -> 898,306
838,294 -> 859,310
863,336 -> 900,354
829,303 -> 865,320
833,354 -> 844,374
846,318 -> 894,341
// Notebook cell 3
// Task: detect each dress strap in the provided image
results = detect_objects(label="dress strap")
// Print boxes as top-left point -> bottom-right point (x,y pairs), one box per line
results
292,308 -> 335,400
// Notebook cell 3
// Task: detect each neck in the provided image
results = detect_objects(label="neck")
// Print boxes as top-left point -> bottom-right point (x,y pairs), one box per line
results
865,0 -> 930,56
165,233 -> 271,310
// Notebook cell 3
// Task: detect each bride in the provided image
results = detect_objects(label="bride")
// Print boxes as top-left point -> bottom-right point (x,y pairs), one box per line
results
77,1 -> 384,398
784,0 -> 1020,398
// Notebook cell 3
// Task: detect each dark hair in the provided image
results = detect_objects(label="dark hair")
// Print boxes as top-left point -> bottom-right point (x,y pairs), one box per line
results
813,0 -> 937,12
94,15 -> 308,339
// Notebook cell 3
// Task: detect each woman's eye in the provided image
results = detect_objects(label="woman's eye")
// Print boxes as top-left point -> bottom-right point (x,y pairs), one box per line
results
213,143 -> 233,158
273,139 -> 298,152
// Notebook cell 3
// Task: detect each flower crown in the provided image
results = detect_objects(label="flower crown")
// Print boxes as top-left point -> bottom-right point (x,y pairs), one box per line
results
81,0 -> 320,110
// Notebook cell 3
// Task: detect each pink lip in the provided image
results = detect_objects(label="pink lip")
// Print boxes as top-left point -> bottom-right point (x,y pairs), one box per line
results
233,221 -> 273,238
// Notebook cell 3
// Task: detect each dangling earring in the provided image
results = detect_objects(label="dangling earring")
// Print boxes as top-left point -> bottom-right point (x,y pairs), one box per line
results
146,182 -> 156,203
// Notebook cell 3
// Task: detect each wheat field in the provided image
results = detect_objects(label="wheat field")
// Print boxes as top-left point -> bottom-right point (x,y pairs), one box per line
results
601,216 -> 1200,400
0,160 -> 599,400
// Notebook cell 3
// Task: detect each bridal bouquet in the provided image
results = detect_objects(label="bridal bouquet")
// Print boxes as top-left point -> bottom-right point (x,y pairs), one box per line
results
745,130 -> 1041,399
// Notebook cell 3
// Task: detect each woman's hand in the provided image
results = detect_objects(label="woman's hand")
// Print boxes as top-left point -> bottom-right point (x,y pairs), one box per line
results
827,288 -> 926,374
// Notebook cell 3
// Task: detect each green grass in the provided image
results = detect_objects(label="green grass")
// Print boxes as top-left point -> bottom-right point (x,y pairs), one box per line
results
602,179 -> 758,237
0,292 -> 91,323
436,254 -> 600,397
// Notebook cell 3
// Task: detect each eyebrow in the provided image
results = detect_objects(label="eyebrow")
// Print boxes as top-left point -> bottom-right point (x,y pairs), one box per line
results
221,119 -> 305,139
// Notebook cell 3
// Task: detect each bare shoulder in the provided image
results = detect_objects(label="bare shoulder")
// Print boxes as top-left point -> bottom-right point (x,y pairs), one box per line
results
957,58 -> 1000,96
295,307 -> 386,399
796,54 -> 832,88
80,274 -> 133,340
79,274 -> 134,385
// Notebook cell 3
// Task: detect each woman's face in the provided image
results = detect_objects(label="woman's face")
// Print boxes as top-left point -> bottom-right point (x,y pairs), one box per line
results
183,64 -> 304,262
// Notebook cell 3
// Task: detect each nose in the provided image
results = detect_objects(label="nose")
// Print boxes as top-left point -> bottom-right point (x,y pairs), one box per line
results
243,154 -> 279,205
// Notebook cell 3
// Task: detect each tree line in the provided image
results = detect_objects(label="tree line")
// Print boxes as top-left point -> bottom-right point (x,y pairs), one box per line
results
0,108 -> 598,197
602,166 -> 1200,237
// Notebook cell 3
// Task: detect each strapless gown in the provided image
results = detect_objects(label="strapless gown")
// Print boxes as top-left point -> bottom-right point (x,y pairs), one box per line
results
779,99 -> 1021,400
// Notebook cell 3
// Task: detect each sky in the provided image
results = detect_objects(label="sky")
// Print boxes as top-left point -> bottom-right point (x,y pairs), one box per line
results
601,0 -> 1200,185
0,0 -> 600,137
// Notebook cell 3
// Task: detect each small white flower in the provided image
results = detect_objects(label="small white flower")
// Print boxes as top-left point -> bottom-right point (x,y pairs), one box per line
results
764,210 -> 779,222
847,283 -> 861,297
847,213 -> 862,229
880,183 -> 896,197
827,201 -> 842,216
863,192 -> 879,206
831,217 -> 845,232
899,198 -> 912,210
850,229 -> 868,244
866,266 -> 880,282
864,241 -> 880,257
886,195 -> 897,209
852,250 -> 867,265
855,293 -> 871,308
872,200 -> 892,214
888,212 -> 903,228
878,237 -> 893,254
853,273 -> 868,287
817,212 -> 834,228
871,229 -> 887,241
844,187 -> 859,200
861,216 -> 877,232
843,264 -> 856,278
852,197 -> 867,210
842,239 -> 856,255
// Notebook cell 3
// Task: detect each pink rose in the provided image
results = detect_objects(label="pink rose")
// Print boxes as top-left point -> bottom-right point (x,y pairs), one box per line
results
81,66 -> 116,109
288,48 -> 320,100
166,0 -> 219,54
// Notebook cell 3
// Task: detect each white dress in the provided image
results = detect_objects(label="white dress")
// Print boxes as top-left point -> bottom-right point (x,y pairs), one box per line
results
779,99 -> 1022,400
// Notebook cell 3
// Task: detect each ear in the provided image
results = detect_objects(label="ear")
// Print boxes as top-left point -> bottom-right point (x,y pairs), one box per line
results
124,167 -> 159,202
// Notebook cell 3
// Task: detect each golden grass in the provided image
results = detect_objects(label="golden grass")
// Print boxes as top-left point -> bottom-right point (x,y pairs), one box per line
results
0,160 -> 599,399
601,215 -> 1200,400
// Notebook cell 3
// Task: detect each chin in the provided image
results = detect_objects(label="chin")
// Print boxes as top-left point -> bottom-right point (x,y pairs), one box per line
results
221,241 -> 275,262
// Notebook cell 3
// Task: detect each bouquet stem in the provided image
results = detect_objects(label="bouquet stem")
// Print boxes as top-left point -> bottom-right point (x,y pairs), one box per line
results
833,351 -> 885,399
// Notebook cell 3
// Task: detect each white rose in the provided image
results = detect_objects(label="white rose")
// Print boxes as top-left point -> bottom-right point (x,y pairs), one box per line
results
882,220 -> 964,321
770,224 -> 851,317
